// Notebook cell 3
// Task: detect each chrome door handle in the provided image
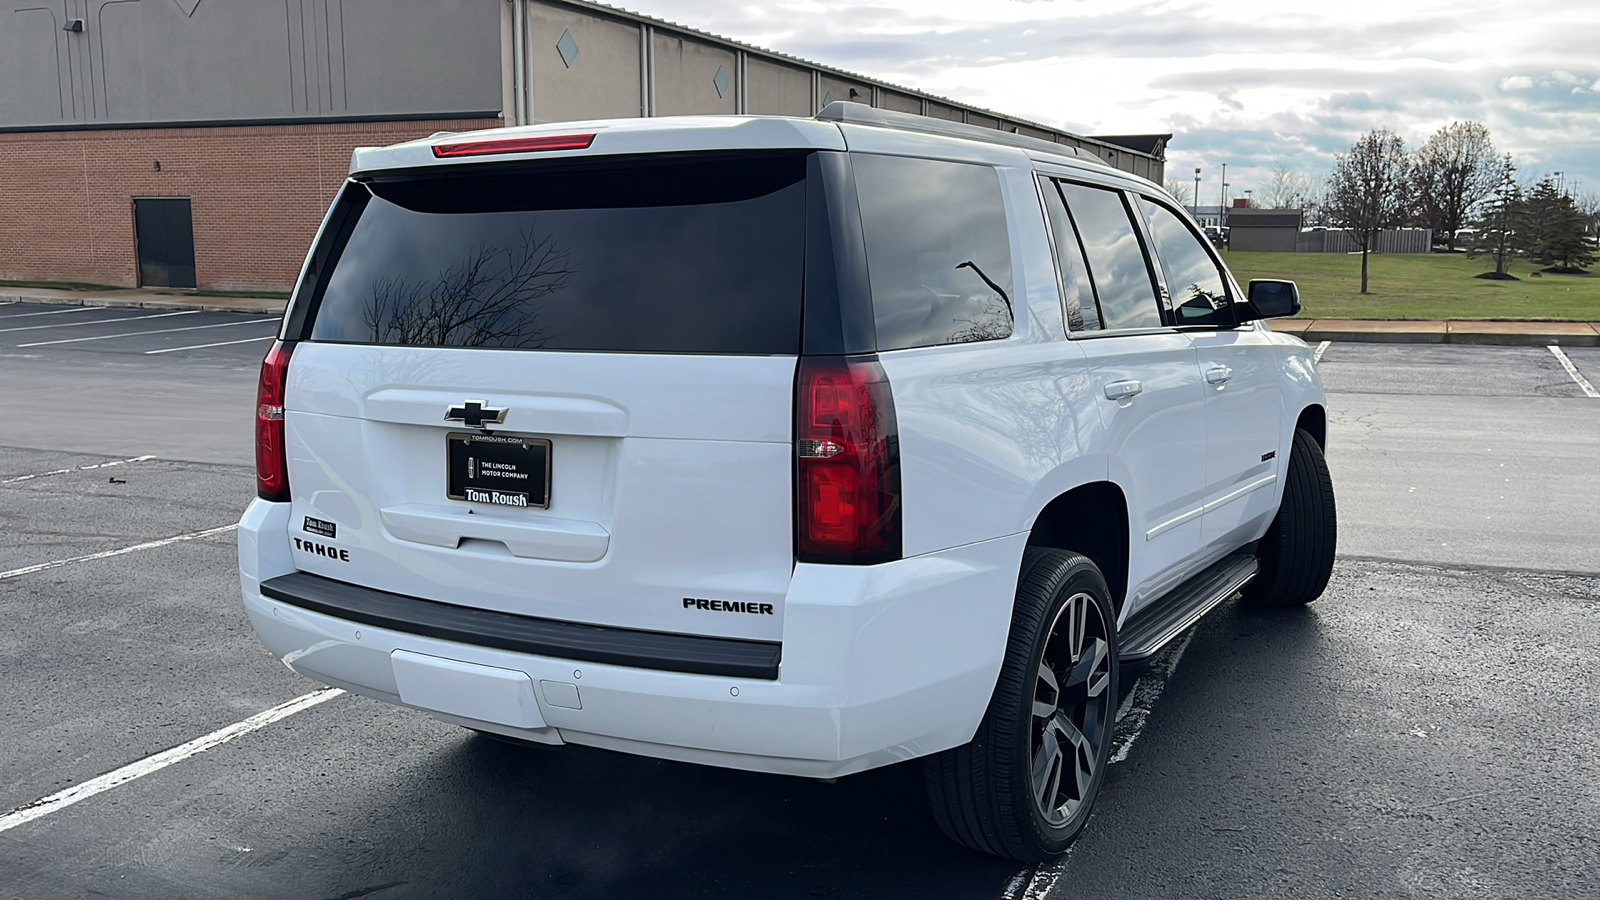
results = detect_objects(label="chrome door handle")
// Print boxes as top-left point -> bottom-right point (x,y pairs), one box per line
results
1104,380 -> 1143,401
1205,365 -> 1233,385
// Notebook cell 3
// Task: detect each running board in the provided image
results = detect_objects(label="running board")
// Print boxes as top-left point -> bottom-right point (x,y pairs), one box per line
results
1118,552 -> 1258,664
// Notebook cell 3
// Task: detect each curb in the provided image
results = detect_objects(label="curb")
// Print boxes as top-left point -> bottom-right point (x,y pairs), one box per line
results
0,291 -> 286,316
1276,321 -> 1600,348
1292,331 -> 1600,348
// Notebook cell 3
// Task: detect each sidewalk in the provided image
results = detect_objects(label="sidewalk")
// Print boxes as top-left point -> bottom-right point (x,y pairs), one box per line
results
5,285 -> 1599,346
0,285 -> 285,316
1271,318 -> 1600,347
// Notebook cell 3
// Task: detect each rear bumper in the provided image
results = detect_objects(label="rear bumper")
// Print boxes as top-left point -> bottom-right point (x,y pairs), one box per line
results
238,498 -> 1025,778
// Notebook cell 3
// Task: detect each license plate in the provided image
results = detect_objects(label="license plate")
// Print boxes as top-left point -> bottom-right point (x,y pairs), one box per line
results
446,432 -> 550,509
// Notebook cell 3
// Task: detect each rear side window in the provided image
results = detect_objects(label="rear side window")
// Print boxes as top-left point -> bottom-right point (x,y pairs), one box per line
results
1058,183 -> 1162,330
1041,180 -> 1102,332
1137,197 -> 1235,327
307,156 -> 807,354
852,154 -> 1013,350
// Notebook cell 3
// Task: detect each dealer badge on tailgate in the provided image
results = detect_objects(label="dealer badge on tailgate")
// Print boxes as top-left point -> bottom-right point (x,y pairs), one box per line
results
447,432 -> 551,509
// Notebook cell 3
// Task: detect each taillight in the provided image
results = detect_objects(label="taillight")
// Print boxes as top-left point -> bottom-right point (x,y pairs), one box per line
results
256,342 -> 293,502
431,133 -> 596,157
795,356 -> 902,564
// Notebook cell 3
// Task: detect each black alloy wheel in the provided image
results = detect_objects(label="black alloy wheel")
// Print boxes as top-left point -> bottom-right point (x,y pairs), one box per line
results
1031,589 -> 1114,827
925,549 -> 1120,861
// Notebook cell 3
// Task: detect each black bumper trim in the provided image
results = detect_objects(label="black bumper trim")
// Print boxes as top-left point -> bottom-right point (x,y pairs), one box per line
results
259,572 -> 782,680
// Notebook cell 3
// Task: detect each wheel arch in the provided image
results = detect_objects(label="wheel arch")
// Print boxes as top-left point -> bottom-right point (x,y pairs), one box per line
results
1296,404 -> 1326,449
1024,481 -> 1130,618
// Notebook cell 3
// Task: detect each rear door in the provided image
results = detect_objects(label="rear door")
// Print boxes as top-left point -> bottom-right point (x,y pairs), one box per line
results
1049,179 -> 1208,611
279,154 -> 812,642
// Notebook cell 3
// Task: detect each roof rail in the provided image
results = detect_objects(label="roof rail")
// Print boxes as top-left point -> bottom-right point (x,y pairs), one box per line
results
815,101 -> 1109,168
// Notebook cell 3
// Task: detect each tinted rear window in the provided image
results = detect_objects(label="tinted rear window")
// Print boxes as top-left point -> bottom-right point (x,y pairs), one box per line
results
852,154 -> 1013,351
1059,183 -> 1162,330
307,156 -> 807,354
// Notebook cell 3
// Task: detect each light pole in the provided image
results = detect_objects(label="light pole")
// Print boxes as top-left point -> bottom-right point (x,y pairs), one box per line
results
1219,163 -> 1228,226
1193,167 -> 1202,217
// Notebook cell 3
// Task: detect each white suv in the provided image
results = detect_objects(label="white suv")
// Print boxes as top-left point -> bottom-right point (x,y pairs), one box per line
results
238,103 -> 1335,862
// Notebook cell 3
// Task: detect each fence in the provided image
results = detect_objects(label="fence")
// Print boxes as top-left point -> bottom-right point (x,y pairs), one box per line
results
1295,227 -> 1433,254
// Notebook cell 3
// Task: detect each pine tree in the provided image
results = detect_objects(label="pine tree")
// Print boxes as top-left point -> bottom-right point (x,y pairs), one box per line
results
1519,180 -> 1596,272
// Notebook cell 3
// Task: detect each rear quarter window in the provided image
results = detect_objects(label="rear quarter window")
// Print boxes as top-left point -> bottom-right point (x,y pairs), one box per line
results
306,155 -> 808,354
852,154 -> 1013,351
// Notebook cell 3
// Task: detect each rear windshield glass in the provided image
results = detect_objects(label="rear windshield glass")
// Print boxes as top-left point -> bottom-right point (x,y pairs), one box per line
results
307,155 -> 807,354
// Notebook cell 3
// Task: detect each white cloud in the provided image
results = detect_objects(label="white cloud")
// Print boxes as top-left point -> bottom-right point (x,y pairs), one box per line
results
618,0 -> 1600,199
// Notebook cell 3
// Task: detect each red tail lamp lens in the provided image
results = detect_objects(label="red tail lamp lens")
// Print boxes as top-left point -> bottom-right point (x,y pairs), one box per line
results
795,356 -> 902,564
432,133 -> 596,157
256,342 -> 292,502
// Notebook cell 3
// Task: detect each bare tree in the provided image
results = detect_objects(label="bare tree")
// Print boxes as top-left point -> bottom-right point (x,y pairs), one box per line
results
1574,189 -> 1600,236
1326,129 -> 1411,294
1163,177 -> 1193,208
1411,121 -> 1499,250
363,226 -> 576,348
1262,162 -> 1312,209
1466,155 -> 1518,279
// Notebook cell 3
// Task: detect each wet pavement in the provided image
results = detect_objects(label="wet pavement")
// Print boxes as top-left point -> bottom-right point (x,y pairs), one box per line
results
2,321 -> 1598,899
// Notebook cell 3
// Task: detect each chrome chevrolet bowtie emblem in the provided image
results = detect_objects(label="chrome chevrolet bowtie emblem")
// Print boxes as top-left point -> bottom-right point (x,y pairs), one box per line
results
445,400 -> 507,429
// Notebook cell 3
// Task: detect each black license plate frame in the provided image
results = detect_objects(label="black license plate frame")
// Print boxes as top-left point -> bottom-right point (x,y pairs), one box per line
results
446,431 -> 551,510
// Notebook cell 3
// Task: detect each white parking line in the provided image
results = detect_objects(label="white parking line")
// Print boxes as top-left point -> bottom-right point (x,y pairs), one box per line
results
0,306 -> 108,320
1548,345 -> 1600,398
0,688 -> 344,835
145,334 -> 276,355
1108,631 -> 1194,765
0,309 -> 197,334
0,454 -> 155,485
1313,340 -> 1331,365
0,524 -> 238,581
18,317 -> 277,348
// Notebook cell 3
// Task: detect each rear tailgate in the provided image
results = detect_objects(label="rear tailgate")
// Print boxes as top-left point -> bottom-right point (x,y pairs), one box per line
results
284,347 -> 795,641
277,151 -> 814,643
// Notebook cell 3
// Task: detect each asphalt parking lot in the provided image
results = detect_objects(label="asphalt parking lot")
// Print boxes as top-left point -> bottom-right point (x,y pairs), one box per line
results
2,301 -> 1598,899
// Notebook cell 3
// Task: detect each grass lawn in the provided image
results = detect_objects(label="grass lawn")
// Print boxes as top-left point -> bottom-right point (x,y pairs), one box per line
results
1221,251 -> 1600,321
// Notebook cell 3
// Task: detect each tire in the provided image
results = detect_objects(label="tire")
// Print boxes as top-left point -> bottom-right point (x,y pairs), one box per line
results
1242,427 -> 1337,607
924,548 -> 1119,862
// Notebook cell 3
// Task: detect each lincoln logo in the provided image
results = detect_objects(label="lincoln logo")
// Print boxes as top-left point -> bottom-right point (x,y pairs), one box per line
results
445,400 -> 507,429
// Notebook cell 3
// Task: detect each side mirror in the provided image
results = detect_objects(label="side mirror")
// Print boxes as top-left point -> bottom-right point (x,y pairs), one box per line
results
1243,279 -> 1301,321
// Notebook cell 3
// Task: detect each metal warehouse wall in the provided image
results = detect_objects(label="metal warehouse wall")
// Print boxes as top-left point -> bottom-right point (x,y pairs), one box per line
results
0,0 -> 502,127
0,0 -> 1164,180
505,0 -> 1166,182
0,0 -> 1166,292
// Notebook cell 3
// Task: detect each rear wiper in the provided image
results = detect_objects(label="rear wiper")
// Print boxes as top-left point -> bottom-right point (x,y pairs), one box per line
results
955,261 -> 1013,320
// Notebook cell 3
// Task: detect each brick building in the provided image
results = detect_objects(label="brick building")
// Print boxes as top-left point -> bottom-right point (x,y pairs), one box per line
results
0,0 -> 1166,292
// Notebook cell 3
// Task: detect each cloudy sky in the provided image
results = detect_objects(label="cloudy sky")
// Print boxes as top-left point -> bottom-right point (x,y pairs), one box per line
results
615,0 -> 1600,205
